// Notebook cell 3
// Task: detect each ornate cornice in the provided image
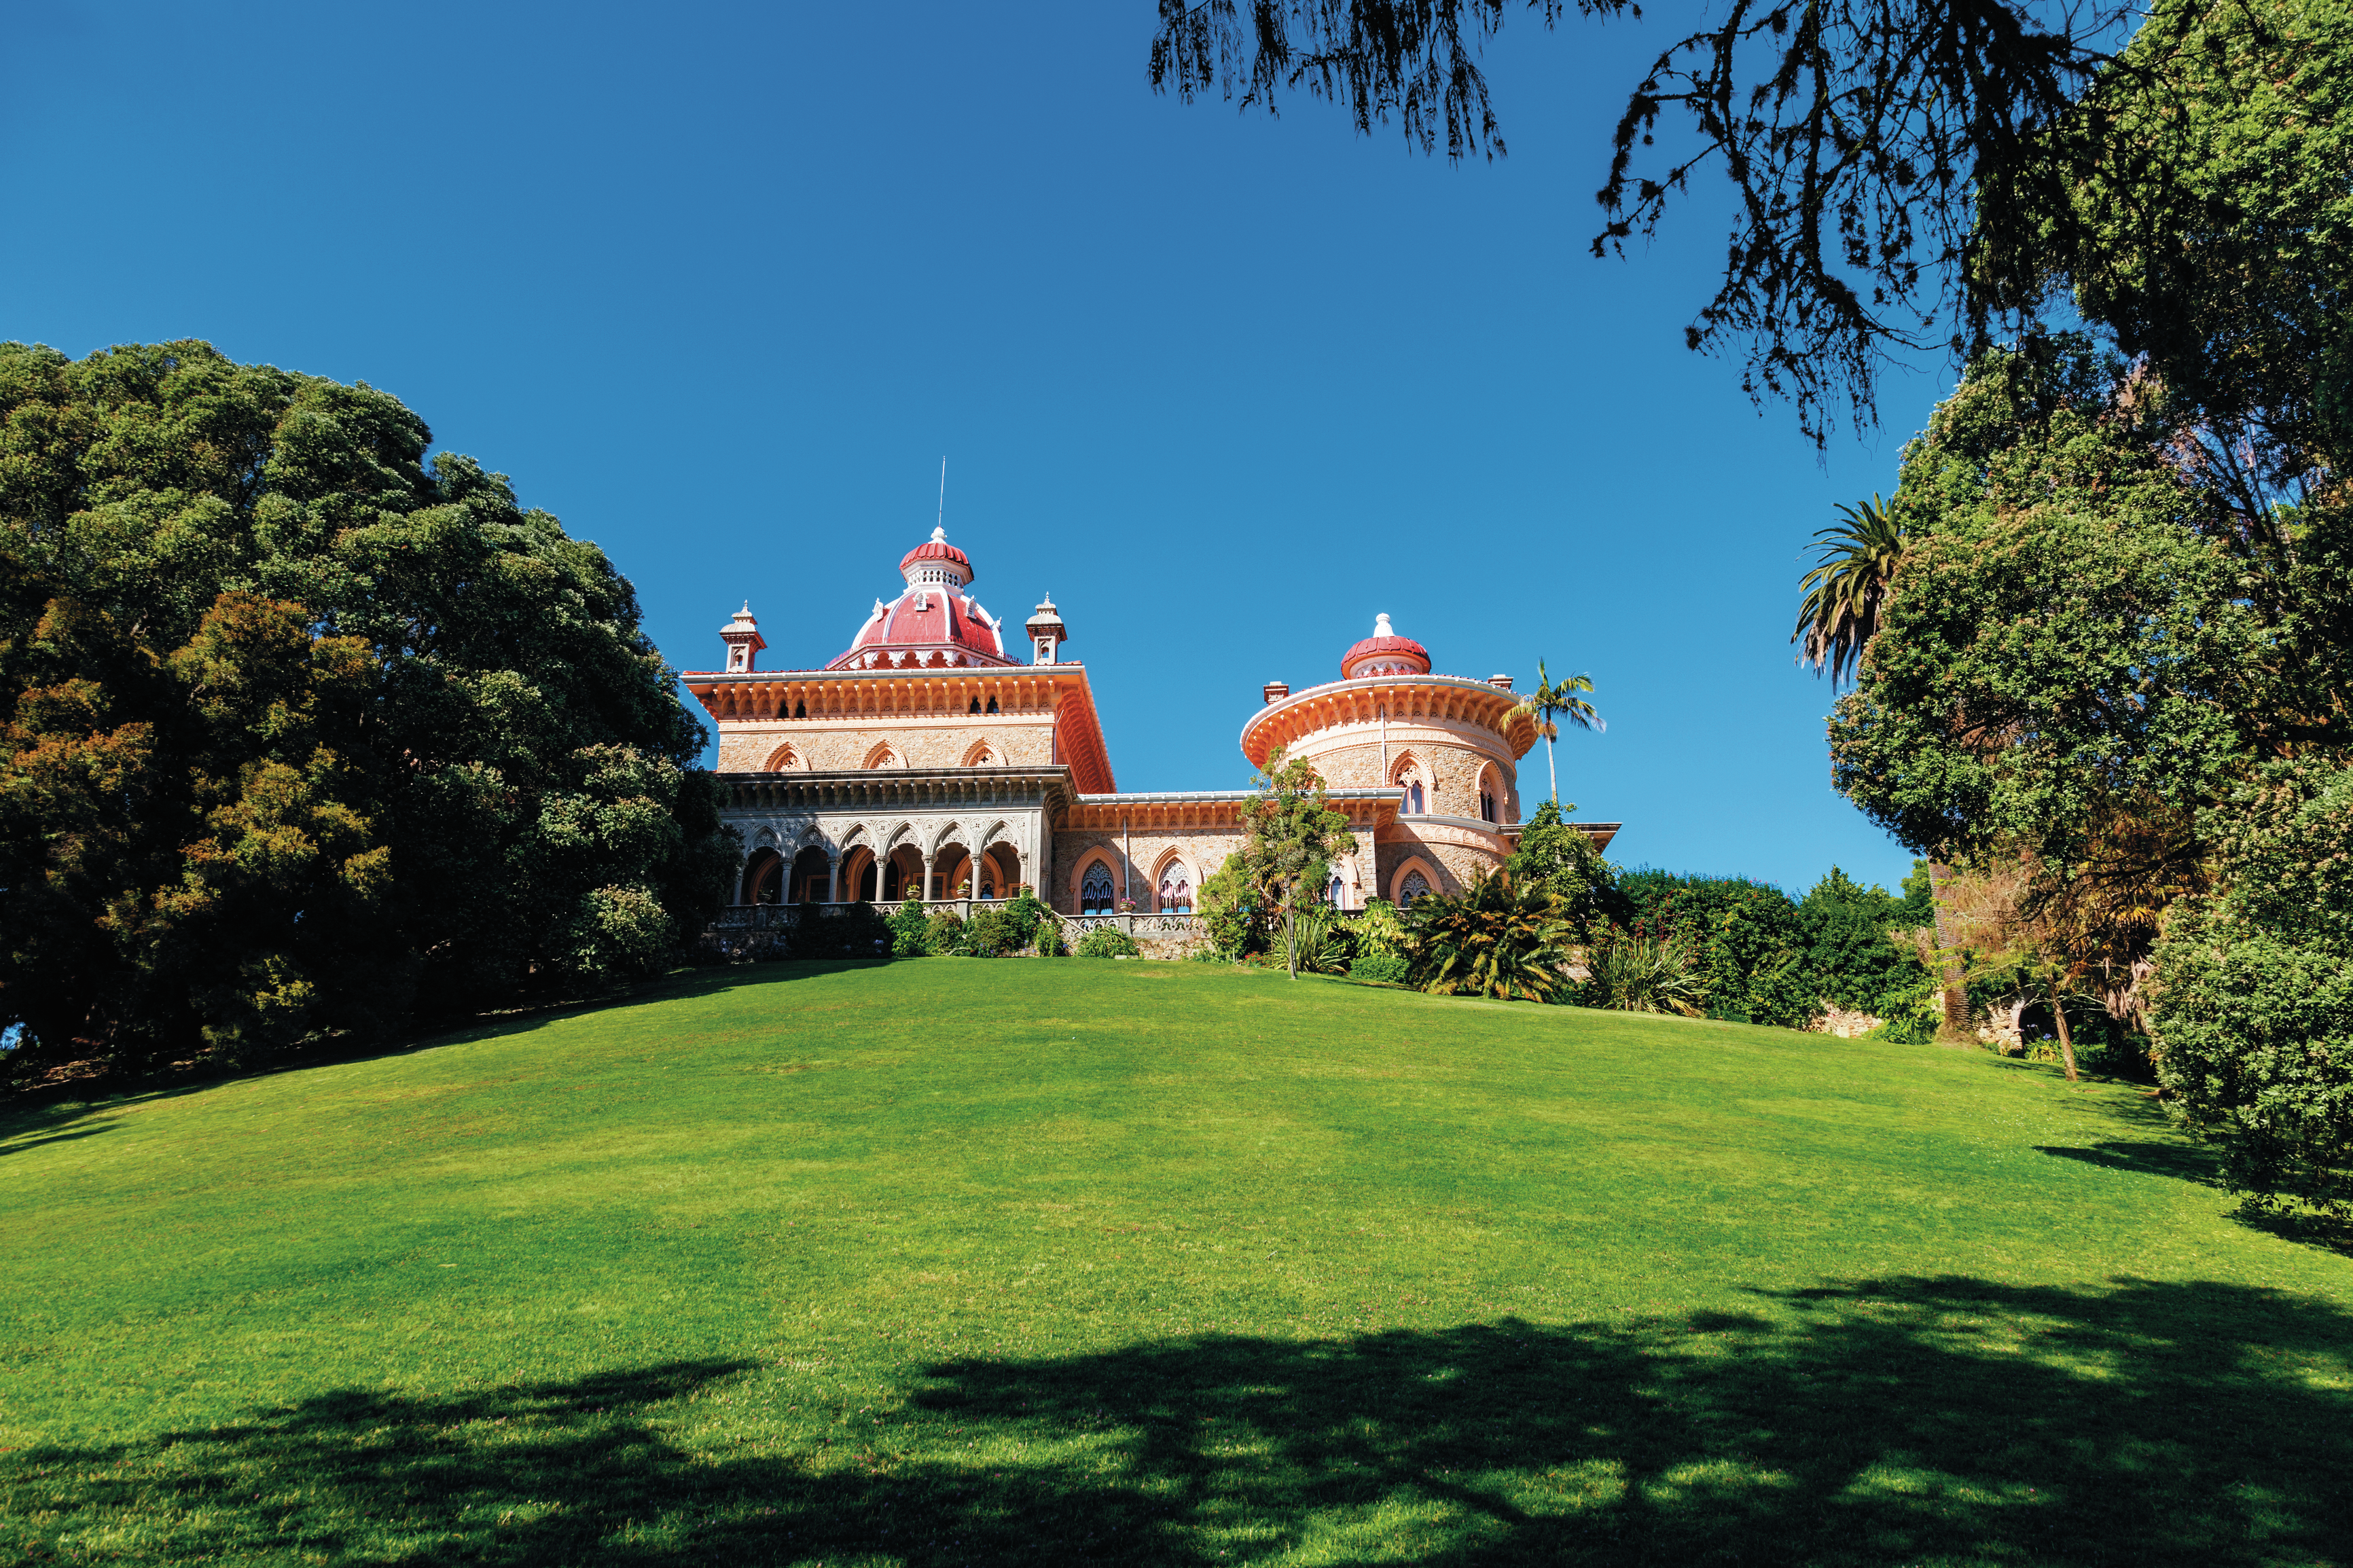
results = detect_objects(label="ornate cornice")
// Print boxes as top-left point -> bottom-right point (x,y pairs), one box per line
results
685,664 -> 1115,793
1240,674 -> 1537,767
714,765 -> 1079,816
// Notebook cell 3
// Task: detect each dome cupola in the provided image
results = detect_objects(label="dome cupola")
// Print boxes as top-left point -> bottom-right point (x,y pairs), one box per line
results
899,526 -> 973,589
1342,613 -> 1432,680
828,526 -> 1018,670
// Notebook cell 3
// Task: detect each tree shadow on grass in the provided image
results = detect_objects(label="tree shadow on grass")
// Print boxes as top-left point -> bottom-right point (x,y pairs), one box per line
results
0,961 -> 860,1152
2034,1139 -> 2225,1182
6,1276 -> 2349,1565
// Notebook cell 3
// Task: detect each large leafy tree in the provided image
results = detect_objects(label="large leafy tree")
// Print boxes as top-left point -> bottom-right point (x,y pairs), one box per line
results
0,341 -> 732,1076
2153,761 -> 2353,1220
1237,744 -> 1354,977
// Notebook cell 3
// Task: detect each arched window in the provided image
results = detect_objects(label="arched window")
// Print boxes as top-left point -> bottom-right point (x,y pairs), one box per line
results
969,697 -> 982,714
1155,864 -> 1193,913
986,696 -> 1000,714
1081,863 -> 1117,915
1407,780 -> 1425,814
794,700 -> 808,718
1327,873 -> 1344,907
1400,869 -> 1432,907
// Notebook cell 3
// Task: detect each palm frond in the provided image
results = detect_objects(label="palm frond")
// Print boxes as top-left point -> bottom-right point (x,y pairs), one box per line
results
1793,492 -> 1905,688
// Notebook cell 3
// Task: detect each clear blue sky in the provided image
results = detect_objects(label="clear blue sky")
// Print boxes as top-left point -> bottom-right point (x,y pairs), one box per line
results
3,1 -> 1953,894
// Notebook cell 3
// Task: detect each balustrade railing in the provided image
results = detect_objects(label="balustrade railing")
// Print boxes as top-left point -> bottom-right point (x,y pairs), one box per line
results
713,901 -> 1207,941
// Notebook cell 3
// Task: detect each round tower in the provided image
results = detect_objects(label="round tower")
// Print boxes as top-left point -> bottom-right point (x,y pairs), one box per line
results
1240,615 -> 1535,902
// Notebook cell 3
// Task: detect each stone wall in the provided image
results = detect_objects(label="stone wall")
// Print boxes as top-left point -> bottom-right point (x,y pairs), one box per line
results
715,718 -> 1054,773
1373,824 -> 1509,901
1288,729 -> 1522,823
1049,825 -> 1250,915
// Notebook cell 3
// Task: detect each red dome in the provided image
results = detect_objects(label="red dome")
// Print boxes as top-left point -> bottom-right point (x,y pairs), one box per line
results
899,528 -> 974,585
827,529 -> 1017,670
1341,615 -> 1431,679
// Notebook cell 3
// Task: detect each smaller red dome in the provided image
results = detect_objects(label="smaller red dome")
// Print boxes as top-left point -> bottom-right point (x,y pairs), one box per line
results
899,526 -> 974,585
1342,614 -> 1431,679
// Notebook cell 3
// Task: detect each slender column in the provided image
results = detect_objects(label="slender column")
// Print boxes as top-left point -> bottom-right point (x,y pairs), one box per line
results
827,852 -> 840,904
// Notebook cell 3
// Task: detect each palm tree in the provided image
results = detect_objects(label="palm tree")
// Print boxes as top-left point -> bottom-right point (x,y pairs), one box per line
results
1509,659 -> 1601,807
1794,494 -> 1969,1034
1793,493 -> 1905,688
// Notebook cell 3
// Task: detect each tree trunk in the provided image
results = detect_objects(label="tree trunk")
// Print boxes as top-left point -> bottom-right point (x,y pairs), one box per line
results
1928,860 -> 1971,1042
1546,734 -> 1558,805
2049,979 -> 2079,1083
1285,896 -> 1298,979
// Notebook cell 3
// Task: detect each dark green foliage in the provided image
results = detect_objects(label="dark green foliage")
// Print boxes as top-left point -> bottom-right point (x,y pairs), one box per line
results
1197,856 -> 1261,958
1238,746 -> 1355,977
1578,928 -> 1708,1016
0,341 -> 728,1076
791,904 -> 890,963
923,908 -> 969,956
886,900 -> 934,957
1799,868 -> 1931,1017
1402,873 -> 1573,1002
1828,344 -> 2271,878
1290,903 -> 1355,975
1000,890 -> 1049,952
1503,799 -> 1624,937
2154,761 -> 2353,1219
965,905 -> 1022,958
1075,925 -> 1140,960
1617,871 -> 1811,1027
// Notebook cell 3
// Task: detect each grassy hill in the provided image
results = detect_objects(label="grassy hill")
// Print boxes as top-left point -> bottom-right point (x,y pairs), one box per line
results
3,960 -> 2348,1565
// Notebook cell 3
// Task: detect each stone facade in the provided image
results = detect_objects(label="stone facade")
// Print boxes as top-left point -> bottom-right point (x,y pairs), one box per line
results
683,530 -> 1621,943
714,718 -> 1054,775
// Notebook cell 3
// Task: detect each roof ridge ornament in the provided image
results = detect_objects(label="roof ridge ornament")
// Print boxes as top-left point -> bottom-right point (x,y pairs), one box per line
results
1374,612 -> 1394,636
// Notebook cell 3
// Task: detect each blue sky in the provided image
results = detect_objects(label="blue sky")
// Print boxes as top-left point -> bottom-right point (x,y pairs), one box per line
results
3,1 -> 1954,894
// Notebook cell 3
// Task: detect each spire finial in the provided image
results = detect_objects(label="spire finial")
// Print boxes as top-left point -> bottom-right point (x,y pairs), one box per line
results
1375,612 -> 1394,636
931,524 -> 946,543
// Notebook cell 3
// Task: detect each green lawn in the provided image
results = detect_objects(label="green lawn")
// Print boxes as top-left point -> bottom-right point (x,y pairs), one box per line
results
3,960 -> 2348,1566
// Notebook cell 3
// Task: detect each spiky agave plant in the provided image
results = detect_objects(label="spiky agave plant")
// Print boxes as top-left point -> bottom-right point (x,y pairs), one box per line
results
1289,901 -> 1355,975
1585,926 -> 1708,1016
1403,872 -> 1575,1002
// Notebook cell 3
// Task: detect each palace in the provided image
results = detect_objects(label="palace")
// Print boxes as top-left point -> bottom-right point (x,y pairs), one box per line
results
685,528 -> 1619,945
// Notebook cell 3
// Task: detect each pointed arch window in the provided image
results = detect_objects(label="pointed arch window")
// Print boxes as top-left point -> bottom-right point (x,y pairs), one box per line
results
1081,863 -> 1117,915
1400,870 -> 1432,907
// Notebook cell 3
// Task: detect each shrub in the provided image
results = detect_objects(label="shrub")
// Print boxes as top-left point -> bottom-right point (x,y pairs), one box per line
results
1287,902 -> 1355,974
1185,945 -> 1228,964
1582,928 -> 1708,1015
1075,925 -> 1141,959
1001,890 -> 1049,951
778,902 -> 892,961
925,908 -> 969,955
1349,953 -> 1410,985
967,905 -> 1021,958
1036,924 -> 1068,957
1403,873 -> 1574,1002
887,900 -> 934,957
1353,898 -> 1408,958
2155,760 -> 2353,1221
1197,856 -> 1261,957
